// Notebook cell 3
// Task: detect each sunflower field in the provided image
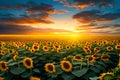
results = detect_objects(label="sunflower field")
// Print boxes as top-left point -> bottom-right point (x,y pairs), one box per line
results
0,40 -> 120,80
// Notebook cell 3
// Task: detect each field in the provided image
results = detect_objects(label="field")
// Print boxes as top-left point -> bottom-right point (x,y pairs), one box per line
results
0,35 -> 120,80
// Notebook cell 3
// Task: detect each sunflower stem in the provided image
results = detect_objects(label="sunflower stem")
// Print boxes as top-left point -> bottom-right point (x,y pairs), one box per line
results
30,68 -> 32,74
18,61 -> 20,68
87,59 -> 89,69
80,62 -> 82,69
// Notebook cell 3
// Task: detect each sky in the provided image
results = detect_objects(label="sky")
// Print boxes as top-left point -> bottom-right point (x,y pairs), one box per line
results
0,0 -> 120,35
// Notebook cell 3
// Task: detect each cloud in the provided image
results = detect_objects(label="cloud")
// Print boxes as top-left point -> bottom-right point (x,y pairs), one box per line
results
0,13 -> 54,24
73,10 -> 120,24
26,3 -> 56,14
73,10 -> 100,24
54,0 -> 71,7
54,0 -> 114,9
72,0 -> 114,9
0,1 -> 58,24
0,24 -> 71,34
56,9 -> 69,14
75,23 -> 120,34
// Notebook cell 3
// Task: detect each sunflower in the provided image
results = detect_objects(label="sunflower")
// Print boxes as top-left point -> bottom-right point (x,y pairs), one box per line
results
43,46 -> 49,51
66,45 -> 70,50
99,72 -> 113,80
29,48 -> 35,53
89,56 -> 96,63
12,49 -> 18,55
84,49 -> 91,54
57,48 -> 62,53
92,54 -> 99,59
71,44 -> 76,48
73,56 -> 82,61
50,47 -> 55,51
97,42 -> 103,46
44,63 -> 56,73
59,45 -> 63,49
30,77 -> 41,80
0,61 -> 8,71
115,44 -> 120,50
83,47 -> 89,51
46,42 -> 51,45
101,54 -> 110,61
1,42 -> 5,46
106,46 -> 113,51
32,45 -> 39,51
60,61 -> 72,72
53,45 -> 59,49
13,55 -> 17,61
0,77 -> 4,80
0,50 -> 5,56
23,57 -> 33,69
94,47 -> 101,53
3,48 -> 10,53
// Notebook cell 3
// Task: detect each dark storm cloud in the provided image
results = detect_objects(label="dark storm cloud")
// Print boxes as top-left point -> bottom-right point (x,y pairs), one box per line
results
0,24 -> 71,34
73,10 -> 120,24
54,0 -> 114,9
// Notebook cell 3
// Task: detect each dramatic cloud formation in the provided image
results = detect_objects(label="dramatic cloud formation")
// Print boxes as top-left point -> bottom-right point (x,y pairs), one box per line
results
54,0 -> 114,9
73,10 -> 120,24
0,13 -> 54,24
0,2 -> 56,24
26,3 -> 56,14
0,0 -> 120,34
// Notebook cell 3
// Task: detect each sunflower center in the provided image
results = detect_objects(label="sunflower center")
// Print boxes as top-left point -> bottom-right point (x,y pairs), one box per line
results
75,56 -> 81,59
1,63 -> 6,69
63,62 -> 70,69
93,54 -> 98,57
56,46 -> 58,48
108,47 -> 112,50
34,46 -> 38,49
48,65 -> 53,71
102,56 -> 109,59
89,57 -> 94,61
96,48 -> 100,50
86,50 -> 90,52
67,47 -> 69,48
44,47 -> 48,49
48,43 -> 50,44
25,60 -> 31,66
117,46 -> 120,48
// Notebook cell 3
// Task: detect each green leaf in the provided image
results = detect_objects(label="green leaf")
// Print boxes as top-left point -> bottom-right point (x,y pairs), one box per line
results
62,73 -> 75,80
89,77 -> 99,80
72,68 -> 88,77
95,65 -> 105,71
83,72 -> 97,80
97,61 -> 106,67
33,68 -> 40,73
50,73 -> 58,78
10,66 -> 26,75
91,67 -> 100,73
21,71 -> 32,78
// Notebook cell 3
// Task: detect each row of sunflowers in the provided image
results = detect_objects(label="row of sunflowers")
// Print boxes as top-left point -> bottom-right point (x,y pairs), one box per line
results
0,40 -> 120,80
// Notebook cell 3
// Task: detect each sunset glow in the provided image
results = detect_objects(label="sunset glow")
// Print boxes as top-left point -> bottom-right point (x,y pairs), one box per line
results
0,0 -> 120,35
